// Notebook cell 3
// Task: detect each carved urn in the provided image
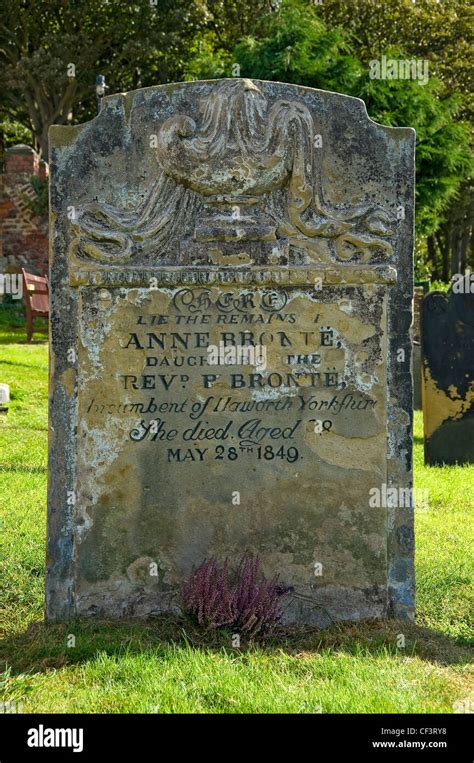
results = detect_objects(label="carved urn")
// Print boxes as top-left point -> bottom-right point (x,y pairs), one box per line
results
155,79 -> 309,242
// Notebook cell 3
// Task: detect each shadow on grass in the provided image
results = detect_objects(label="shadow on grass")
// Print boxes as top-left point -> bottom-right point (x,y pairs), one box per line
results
0,616 -> 471,676
0,338 -> 48,347
0,316 -> 48,346
0,359 -> 48,370
13,338 -> 48,345
0,464 -> 47,474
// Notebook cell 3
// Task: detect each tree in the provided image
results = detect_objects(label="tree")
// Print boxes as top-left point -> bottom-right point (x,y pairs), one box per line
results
0,0 -> 204,157
320,0 -> 474,277
321,0 -> 473,119
233,2 -> 362,92
183,0 -> 279,80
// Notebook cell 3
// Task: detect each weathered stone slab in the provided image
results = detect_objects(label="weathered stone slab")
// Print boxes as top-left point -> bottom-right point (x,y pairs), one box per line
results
47,79 -> 415,623
421,288 -> 474,465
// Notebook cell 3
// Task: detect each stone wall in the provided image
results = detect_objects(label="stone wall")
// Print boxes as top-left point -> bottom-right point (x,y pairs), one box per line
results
0,144 -> 49,276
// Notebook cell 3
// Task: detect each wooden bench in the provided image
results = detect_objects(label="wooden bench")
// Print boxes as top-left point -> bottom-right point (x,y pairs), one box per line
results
21,269 -> 49,342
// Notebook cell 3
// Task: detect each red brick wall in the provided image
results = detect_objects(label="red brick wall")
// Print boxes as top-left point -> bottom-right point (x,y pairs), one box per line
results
0,145 -> 48,276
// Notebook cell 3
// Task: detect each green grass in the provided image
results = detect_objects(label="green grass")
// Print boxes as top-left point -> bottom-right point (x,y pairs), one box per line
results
0,318 -> 472,713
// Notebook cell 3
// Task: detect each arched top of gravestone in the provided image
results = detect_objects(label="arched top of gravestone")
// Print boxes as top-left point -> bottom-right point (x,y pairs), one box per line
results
49,78 -> 415,270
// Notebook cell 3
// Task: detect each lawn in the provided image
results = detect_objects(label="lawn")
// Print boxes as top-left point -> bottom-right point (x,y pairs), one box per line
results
0,314 -> 472,713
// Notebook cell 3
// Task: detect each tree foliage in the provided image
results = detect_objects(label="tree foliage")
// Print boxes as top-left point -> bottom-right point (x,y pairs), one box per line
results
321,0 -> 473,277
0,0 -> 204,156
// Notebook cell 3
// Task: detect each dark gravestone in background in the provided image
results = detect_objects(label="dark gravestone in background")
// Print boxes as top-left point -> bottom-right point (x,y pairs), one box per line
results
421,289 -> 474,465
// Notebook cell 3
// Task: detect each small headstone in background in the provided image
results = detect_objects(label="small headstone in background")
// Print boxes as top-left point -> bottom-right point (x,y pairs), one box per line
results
421,288 -> 474,464
0,383 -> 10,413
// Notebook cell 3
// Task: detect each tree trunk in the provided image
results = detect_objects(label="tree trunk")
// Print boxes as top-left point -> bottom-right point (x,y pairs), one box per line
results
427,234 -> 438,280
436,228 -> 450,283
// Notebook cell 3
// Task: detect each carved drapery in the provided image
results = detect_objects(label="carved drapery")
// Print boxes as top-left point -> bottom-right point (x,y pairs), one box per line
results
69,79 -> 395,265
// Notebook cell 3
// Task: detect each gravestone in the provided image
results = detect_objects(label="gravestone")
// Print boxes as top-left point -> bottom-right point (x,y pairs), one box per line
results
421,288 -> 474,465
47,79 -> 415,624
0,383 -> 9,413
